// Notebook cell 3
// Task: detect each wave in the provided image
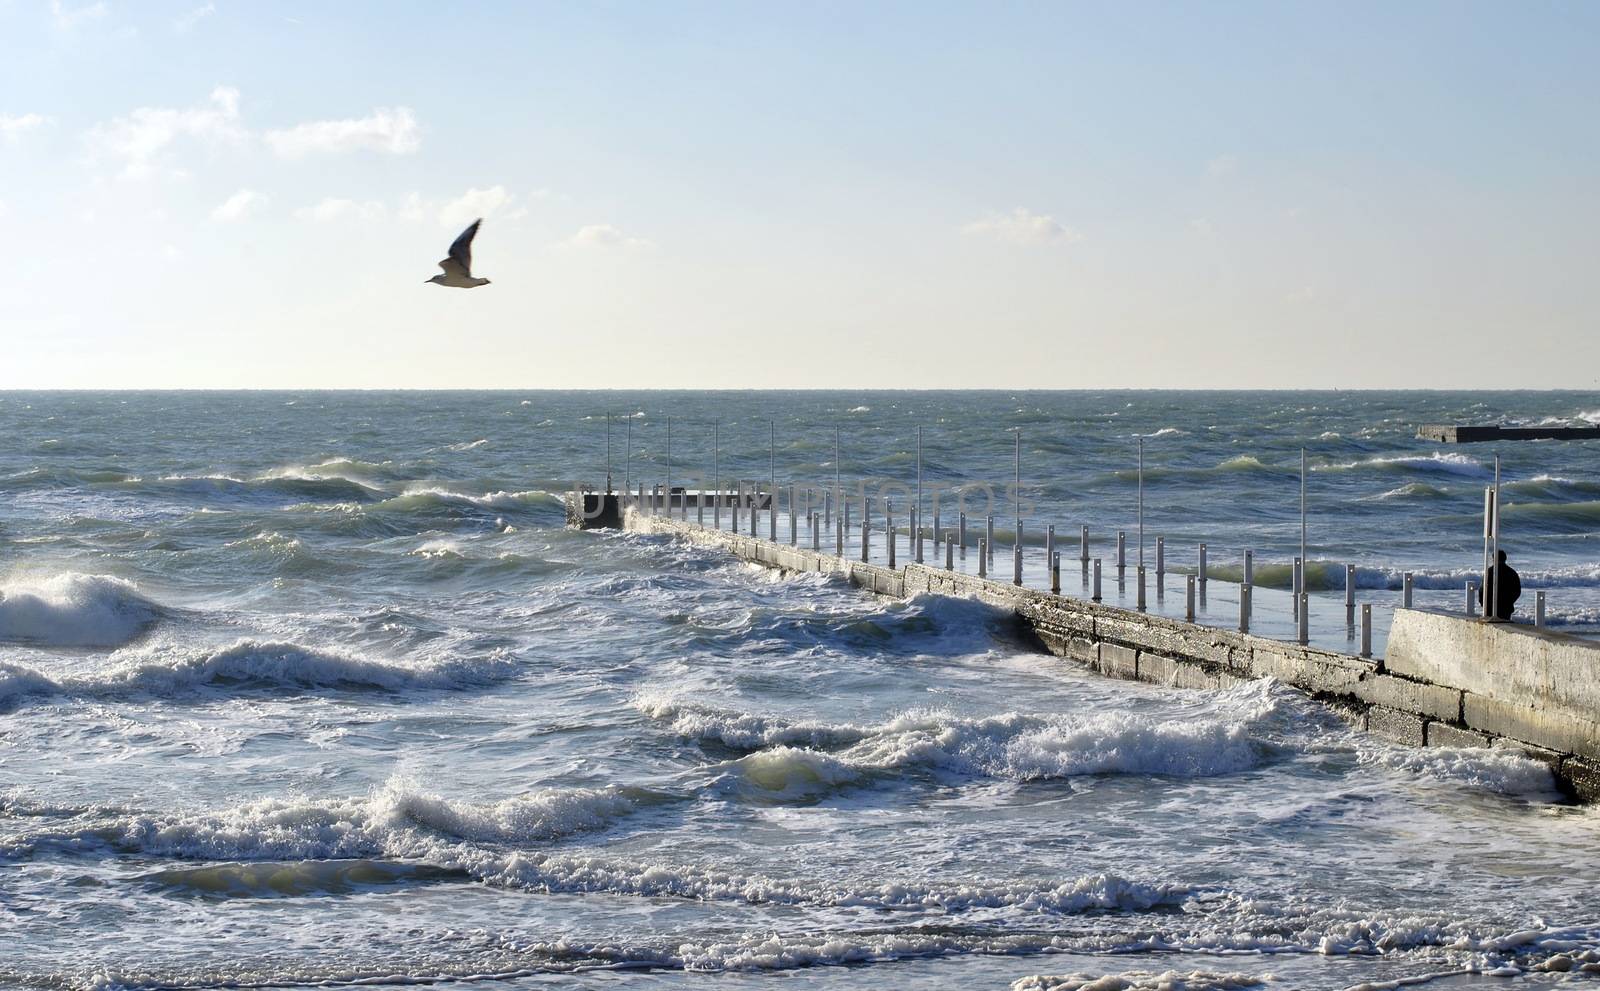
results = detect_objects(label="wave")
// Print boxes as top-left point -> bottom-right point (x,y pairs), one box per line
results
642,681 -> 1288,784
1358,745 -> 1558,799
1372,482 -> 1450,501
137,472 -> 385,504
1,782 -> 1188,917
375,486 -> 561,513
137,859 -> 468,898
1315,452 -> 1489,478
1500,499 -> 1600,528
0,573 -> 162,648
0,638 -> 516,708
1013,972 -> 1264,991
1501,475 -> 1600,500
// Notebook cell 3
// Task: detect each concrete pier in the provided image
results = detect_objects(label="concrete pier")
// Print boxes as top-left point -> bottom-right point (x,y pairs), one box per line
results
608,501 -> 1600,801
1418,424 -> 1600,444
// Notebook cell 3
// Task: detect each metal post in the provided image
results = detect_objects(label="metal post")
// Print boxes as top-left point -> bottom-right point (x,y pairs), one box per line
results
1136,565 -> 1147,611
605,412 -> 612,494
836,505 -> 843,557
1345,564 -> 1356,611
812,513 -> 820,551
1298,593 -> 1309,645
1016,520 -> 1023,573
1014,428 -> 1021,541
946,532 -> 955,571
915,426 -> 922,558
1536,590 -> 1546,628
1466,580 -> 1477,616
1092,558 -> 1102,601
1051,552 -> 1061,593
1046,525 -> 1055,573
1403,572 -> 1414,608
887,499 -> 896,569
1300,446 -> 1307,601
1117,531 -> 1126,575
1080,525 -> 1090,564
1186,574 -> 1196,622
1013,544 -> 1023,586
1360,604 -> 1373,658
625,416 -> 631,495
697,475 -> 704,524
934,500 -> 942,559
860,516 -> 869,564
750,484 -> 758,536
711,420 -> 719,529
790,484 -> 798,545
1292,558 -> 1303,620
959,513 -> 967,557
769,483 -> 777,541
834,427 -> 841,534
1155,536 -> 1164,584
986,516 -> 995,566
1244,549 -> 1253,585
1198,542 -> 1208,585
1240,583 -> 1252,632
666,416 -> 672,517
1137,437 -> 1144,569
978,538 -> 987,578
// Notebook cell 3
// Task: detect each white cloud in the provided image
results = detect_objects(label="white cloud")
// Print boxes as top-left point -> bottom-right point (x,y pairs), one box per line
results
1207,154 -> 1238,177
437,185 -> 513,228
566,224 -> 654,250
173,2 -> 215,32
84,86 -> 245,179
51,0 -> 108,30
0,113 -> 51,142
294,197 -> 386,223
210,188 -> 266,222
962,208 -> 1077,245
264,107 -> 420,159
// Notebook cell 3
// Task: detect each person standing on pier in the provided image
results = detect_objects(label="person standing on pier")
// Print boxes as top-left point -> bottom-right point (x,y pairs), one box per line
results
1480,550 -> 1522,621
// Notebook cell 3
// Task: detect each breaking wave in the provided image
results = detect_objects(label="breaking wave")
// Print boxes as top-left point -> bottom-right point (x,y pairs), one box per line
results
0,639 -> 516,708
0,573 -> 163,648
640,680 -> 1289,784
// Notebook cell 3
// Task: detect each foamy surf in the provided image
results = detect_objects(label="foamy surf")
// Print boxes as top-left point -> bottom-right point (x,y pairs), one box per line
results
641,680 -> 1293,783
0,638 -> 518,708
0,573 -> 163,648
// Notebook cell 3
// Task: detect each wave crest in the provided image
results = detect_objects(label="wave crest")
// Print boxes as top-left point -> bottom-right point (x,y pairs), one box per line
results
0,574 -> 162,648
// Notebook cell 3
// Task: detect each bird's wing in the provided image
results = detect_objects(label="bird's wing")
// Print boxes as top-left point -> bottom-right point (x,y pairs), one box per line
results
437,256 -> 469,279
446,219 -> 481,277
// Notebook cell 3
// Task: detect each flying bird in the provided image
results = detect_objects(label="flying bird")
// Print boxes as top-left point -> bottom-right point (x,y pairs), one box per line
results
426,219 -> 491,288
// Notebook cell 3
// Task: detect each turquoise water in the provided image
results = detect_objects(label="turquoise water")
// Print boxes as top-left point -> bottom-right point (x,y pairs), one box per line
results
3,390 -> 1600,990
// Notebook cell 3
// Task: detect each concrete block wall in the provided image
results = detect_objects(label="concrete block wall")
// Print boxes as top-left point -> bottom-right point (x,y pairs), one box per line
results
617,505 -> 1600,801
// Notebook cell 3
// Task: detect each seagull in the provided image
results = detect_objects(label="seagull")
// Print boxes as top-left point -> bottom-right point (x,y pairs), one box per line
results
426,219 -> 491,288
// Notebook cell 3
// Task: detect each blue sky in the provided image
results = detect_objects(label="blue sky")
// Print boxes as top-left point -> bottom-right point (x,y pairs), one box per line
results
2,1 -> 1597,388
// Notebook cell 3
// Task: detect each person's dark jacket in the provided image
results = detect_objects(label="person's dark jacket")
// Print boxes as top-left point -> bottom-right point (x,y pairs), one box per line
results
1480,560 -> 1522,620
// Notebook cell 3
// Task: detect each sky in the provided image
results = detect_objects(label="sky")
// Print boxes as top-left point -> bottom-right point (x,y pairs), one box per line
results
1,0 -> 1597,389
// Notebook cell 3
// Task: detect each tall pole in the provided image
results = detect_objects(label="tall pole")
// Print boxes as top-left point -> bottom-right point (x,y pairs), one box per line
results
666,416 -> 673,514
916,425 -> 923,541
1014,429 -> 1021,528
1301,446 -> 1307,596
1491,453 -> 1501,619
835,426 -> 841,526
770,420 -> 776,488
1138,437 -> 1144,568
606,412 -> 612,494
712,419 -> 719,527
625,417 -> 631,493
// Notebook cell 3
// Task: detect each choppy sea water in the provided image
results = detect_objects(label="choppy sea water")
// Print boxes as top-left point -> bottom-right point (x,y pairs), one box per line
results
3,390 -> 1600,991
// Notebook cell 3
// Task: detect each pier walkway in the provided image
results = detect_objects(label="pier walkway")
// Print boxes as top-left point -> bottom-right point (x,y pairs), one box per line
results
571,490 -> 1600,801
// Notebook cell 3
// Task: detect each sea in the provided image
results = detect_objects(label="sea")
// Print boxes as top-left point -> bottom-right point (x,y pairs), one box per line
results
3,390 -> 1600,991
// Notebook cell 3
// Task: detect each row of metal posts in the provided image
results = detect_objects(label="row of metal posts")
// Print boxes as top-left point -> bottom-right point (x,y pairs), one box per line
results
605,417 -> 1552,652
